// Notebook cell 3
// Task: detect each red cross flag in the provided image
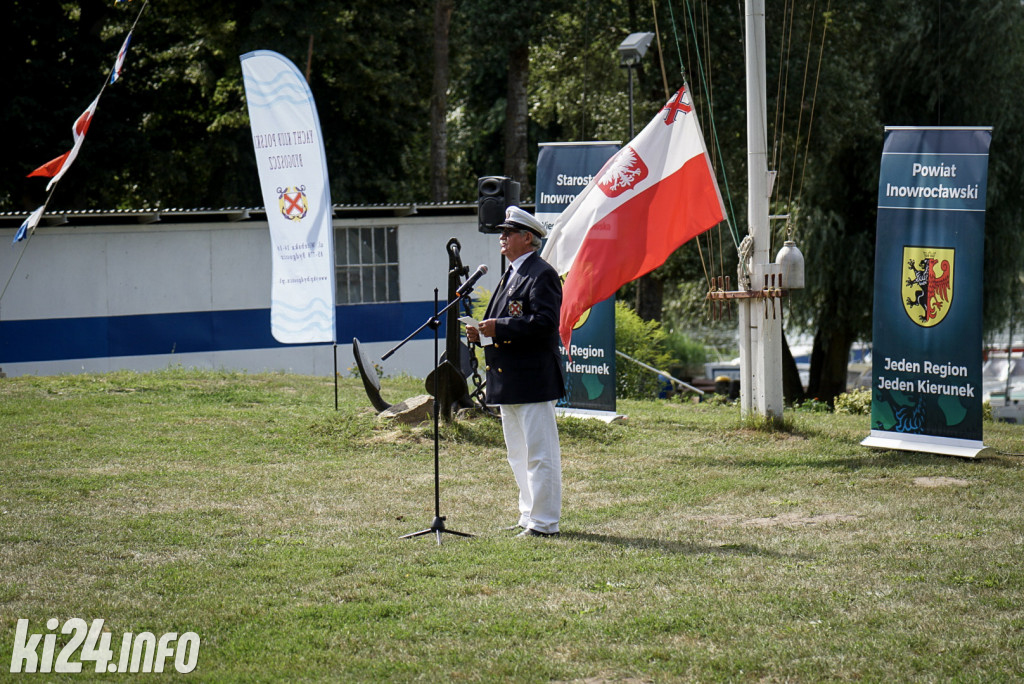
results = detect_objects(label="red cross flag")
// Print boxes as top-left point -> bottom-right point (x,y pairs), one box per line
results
27,96 -> 101,191
541,84 -> 725,348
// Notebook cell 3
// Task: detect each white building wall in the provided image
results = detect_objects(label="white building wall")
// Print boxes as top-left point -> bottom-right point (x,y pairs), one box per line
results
0,210 -> 501,379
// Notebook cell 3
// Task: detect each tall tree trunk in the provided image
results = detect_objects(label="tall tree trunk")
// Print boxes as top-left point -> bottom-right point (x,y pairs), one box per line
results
807,326 -> 855,405
781,330 -> 806,405
627,0 -> 639,33
635,272 -> 663,321
504,44 -> 530,199
429,0 -> 453,202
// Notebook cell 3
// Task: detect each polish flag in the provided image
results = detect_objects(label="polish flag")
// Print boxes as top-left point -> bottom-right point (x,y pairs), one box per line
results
27,96 -> 101,191
541,84 -> 726,348
110,31 -> 132,84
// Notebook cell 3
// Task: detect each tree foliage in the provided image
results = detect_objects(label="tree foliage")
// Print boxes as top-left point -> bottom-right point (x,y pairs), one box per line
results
5,0 -> 1023,403
614,301 -> 673,399
5,0 -> 435,210
782,0 -> 1024,399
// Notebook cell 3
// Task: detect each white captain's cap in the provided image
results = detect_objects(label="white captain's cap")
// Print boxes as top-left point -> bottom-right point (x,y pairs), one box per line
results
497,205 -> 547,238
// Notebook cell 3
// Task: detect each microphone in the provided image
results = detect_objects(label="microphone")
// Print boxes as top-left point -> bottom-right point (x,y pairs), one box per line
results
455,264 -> 488,296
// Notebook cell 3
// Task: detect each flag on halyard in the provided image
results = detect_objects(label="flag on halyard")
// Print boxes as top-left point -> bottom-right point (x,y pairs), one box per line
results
541,84 -> 725,348
27,96 -> 101,191
110,32 -> 132,84
13,206 -> 45,245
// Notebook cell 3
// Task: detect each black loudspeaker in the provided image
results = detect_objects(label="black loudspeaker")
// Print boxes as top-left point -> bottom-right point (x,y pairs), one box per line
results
477,176 -> 520,234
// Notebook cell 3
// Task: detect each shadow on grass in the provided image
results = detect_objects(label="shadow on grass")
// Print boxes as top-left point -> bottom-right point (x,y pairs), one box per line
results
560,531 -> 804,559
729,449 -> 1021,471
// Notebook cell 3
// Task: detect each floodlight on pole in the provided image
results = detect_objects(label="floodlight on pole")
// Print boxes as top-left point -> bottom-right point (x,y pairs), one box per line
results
617,32 -> 655,139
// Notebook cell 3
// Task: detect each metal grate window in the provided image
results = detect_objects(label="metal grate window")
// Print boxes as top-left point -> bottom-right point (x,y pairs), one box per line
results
335,226 -> 399,304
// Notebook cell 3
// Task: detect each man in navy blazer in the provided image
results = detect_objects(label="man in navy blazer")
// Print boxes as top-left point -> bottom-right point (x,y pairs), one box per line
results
467,206 -> 565,537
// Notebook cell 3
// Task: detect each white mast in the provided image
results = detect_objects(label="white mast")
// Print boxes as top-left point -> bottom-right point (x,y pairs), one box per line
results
739,0 -> 785,421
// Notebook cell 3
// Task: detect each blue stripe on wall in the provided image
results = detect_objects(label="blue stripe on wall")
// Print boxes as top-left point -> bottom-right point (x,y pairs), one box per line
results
0,301 -> 443,364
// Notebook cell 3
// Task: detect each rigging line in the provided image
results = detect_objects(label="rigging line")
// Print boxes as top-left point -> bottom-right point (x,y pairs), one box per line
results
678,3 -> 715,293
702,0 -> 722,286
674,0 -> 740,248
701,209 -> 718,293
772,0 -> 797,223
695,228 -> 712,291
785,0 -> 818,216
700,0 -> 711,123
702,10 -> 719,281
701,0 -> 726,284
693,3 -> 714,174
795,0 -> 832,232
1,234 -> 35,306
3,0 -> 151,307
770,0 -> 792,173
692,1 -> 724,290
690,2 -> 710,166
682,6 -> 694,94
0,184 -> 57,305
129,0 -> 150,32
652,0 -> 671,100
668,0 -> 686,78
702,0 -> 727,294
769,1 -> 783,169
675,1 -> 714,292
700,220 -> 720,297
97,0 -> 151,103
718,188 -> 726,284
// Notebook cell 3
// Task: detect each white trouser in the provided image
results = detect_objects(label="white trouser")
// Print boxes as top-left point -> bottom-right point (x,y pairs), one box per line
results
500,401 -> 561,534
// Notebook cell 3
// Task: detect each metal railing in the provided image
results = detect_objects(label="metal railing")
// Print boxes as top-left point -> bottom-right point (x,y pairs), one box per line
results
615,350 -> 705,396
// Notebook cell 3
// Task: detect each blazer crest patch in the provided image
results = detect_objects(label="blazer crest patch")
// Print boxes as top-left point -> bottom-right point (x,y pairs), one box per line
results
508,300 -> 524,318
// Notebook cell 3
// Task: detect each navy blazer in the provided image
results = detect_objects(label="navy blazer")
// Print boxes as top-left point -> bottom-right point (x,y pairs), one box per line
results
482,251 -> 566,405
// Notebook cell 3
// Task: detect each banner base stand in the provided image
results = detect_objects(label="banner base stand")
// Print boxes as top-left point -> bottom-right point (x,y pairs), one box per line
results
861,430 -> 990,459
556,407 -> 627,424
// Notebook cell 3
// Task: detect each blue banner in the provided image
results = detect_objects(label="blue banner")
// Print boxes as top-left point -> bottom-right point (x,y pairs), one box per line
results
863,127 -> 992,457
536,142 -> 620,413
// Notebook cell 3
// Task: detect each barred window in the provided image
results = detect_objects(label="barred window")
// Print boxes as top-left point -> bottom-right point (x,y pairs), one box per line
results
335,226 -> 399,304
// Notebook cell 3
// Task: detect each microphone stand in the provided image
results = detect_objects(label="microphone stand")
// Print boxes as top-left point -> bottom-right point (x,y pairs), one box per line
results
383,288 -> 473,544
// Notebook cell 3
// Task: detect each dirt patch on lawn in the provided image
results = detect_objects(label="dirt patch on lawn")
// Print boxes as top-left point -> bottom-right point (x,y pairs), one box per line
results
697,512 -> 860,528
912,476 -> 971,488
741,512 -> 861,528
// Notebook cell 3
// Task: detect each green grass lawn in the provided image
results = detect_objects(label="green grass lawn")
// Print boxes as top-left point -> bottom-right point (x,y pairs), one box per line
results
1,369 -> 1022,682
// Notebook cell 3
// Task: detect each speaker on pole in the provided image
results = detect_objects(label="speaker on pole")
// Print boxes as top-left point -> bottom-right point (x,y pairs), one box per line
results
477,176 -> 520,234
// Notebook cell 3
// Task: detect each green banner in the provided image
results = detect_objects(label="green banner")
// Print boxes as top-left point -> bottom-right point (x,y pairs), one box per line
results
863,127 -> 992,457
536,142 -> 620,413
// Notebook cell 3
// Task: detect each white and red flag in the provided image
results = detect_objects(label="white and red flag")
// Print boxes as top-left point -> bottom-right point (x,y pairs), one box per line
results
27,96 -> 101,191
12,205 -> 45,245
541,84 -> 726,348
110,31 -> 132,84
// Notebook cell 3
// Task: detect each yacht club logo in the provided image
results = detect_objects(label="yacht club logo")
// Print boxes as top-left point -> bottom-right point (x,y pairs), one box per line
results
278,186 -> 308,221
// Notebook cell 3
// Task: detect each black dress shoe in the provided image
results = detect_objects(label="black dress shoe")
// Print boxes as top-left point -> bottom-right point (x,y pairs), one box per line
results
517,528 -> 560,538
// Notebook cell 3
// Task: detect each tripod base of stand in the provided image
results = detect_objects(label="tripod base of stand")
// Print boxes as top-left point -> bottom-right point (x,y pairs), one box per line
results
400,516 -> 474,544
